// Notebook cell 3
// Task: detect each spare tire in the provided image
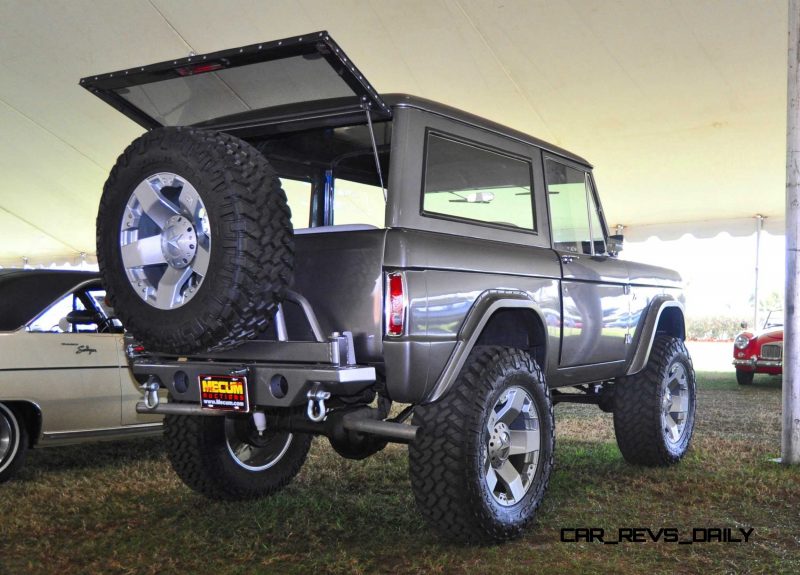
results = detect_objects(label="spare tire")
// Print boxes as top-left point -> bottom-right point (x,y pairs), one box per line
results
96,127 -> 293,354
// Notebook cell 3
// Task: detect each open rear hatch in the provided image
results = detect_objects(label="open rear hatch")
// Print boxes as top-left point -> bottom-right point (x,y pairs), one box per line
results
80,31 -> 390,130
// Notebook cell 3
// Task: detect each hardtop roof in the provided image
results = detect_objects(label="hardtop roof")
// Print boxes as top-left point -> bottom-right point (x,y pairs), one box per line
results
194,93 -> 591,168
81,32 -> 589,168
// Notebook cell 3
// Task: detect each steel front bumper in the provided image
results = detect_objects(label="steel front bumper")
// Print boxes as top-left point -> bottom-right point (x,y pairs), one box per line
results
732,358 -> 782,372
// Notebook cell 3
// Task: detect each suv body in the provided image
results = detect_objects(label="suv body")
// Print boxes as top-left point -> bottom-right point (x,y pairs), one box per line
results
84,32 -> 693,542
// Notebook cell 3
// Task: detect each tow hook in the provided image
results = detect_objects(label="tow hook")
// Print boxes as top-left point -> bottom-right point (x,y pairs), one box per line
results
306,383 -> 330,422
141,377 -> 160,409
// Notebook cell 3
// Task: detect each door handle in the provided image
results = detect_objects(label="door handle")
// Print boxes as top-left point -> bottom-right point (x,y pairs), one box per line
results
561,254 -> 580,264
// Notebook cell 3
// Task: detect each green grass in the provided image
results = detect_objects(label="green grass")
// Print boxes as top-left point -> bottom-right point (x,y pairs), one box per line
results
1,372 -> 798,575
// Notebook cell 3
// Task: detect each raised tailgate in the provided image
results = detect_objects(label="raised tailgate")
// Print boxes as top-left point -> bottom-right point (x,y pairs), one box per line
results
80,31 -> 389,129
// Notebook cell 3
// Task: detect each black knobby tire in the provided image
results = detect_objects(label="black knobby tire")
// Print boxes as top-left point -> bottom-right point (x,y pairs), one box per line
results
163,414 -> 312,500
613,335 -> 696,466
736,370 -> 754,386
97,127 -> 293,354
0,403 -> 28,483
408,346 -> 555,543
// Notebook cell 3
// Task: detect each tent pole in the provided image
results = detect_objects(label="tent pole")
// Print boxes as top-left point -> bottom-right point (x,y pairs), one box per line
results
783,0 -> 800,465
754,214 -> 763,330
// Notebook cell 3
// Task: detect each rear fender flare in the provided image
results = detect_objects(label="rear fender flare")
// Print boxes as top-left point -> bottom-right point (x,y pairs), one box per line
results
424,289 -> 548,403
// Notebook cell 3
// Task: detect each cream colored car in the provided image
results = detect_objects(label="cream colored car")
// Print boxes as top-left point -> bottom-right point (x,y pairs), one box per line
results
0,270 -> 161,482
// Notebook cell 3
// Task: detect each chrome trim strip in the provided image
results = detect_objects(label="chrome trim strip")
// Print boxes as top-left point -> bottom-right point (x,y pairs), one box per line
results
40,423 -> 162,442
0,365 -> 119,372
732,359 -> 782,368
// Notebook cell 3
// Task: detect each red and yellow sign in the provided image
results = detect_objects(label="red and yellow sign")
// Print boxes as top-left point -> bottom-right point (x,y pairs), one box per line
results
199,375 -> 248,412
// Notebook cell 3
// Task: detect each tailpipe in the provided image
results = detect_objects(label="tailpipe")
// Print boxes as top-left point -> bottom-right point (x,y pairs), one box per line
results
341,413 -> 418,444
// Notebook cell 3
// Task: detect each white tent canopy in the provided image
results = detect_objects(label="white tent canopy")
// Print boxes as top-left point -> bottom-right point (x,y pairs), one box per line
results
623,215 -> 786,242
0,0 -> 788,266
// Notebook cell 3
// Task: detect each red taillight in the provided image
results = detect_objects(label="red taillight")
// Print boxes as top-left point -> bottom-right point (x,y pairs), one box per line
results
386,272 -> 406,337
176,62 -> 224,76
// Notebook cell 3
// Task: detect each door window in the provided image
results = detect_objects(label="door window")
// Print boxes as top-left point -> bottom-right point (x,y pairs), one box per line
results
27,293 -> 77,333
27,292 -> 99,333
27,287 -> 117,333
546,159 -> 605,255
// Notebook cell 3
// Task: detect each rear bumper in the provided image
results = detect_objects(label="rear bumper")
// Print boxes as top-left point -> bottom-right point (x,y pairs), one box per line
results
133,360 -> 376,410
129,331 -> 380,413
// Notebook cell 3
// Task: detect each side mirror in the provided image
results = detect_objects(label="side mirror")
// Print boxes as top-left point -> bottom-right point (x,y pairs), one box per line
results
66,309 -> 99,325
607,234 -> 624,256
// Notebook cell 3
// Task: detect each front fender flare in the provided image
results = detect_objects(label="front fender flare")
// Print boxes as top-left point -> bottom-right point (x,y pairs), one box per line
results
626,295 -> 685,376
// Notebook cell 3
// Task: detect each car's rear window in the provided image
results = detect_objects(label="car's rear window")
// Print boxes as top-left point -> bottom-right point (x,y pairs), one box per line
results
0,273 -> 90,331
114,56 -> 359,127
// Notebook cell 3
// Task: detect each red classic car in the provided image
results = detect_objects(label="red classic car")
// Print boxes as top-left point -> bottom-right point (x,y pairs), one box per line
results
732,310 -> 783,385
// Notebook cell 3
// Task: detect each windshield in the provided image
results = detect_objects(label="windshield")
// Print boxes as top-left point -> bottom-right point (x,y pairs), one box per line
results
763,310 -> 783,329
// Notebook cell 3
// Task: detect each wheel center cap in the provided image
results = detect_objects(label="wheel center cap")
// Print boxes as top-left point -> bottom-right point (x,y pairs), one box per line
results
160,215 -> 197,269
489,422 -> 512,467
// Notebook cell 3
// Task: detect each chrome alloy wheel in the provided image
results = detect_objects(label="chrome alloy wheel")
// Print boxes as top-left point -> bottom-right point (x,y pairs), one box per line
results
224,418 -> 294,472
661,363 -> 691,445
119,172 -> 211,310
483,386 -> 541,507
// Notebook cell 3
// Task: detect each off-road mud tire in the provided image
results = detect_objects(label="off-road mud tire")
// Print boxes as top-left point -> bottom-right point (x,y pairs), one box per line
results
96,127 -> 293,354
408,346 -> 555,544
613,335 -> 696,466
163,414 -> 312,500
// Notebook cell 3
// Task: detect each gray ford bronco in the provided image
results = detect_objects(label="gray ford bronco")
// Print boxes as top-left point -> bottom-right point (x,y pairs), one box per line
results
84,32 -> 696,543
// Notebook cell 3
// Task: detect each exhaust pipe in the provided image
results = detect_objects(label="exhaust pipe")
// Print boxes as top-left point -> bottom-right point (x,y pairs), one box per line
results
341,415 -> 417,443
136,401 -> 226,416
137,401 -> 418,443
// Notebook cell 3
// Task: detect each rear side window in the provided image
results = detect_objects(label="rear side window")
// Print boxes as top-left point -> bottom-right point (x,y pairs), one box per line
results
422,133 -> 535,232
333,178 -> 385,227
280,178 -> 311,230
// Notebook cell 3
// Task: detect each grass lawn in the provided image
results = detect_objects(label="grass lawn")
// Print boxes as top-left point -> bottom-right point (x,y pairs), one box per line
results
1,372 -> 797,574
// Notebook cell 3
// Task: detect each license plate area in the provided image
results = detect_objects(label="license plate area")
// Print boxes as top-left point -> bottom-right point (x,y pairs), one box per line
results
199,374 -> 249,412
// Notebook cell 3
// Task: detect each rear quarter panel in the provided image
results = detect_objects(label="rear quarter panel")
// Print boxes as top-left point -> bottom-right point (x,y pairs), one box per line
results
383,229 -> 561,402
